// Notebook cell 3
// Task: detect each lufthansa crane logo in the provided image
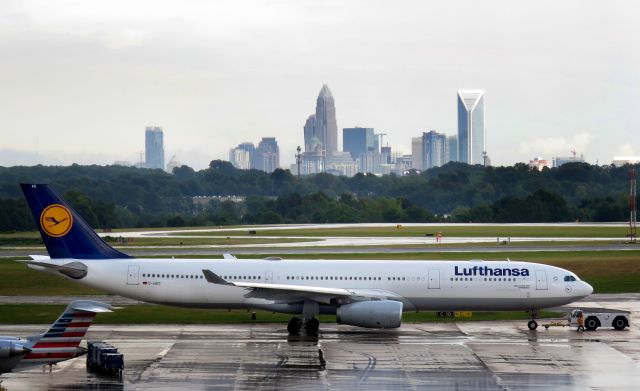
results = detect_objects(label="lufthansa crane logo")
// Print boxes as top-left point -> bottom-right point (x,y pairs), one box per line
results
40,204 -> 73,237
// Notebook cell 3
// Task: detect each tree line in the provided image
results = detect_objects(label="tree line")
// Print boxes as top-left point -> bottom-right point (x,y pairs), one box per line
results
0,161 -> 635,232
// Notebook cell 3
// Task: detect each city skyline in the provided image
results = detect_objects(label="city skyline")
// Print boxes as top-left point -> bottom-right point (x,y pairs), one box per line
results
0,1 -> 638,169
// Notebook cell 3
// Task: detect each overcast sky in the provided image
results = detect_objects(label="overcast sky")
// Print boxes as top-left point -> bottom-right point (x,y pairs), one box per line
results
1,0 -> 638,169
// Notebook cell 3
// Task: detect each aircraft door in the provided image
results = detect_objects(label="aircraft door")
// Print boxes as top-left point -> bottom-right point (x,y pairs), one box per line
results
535,270 -> 548,290
265,271 -> 273,283
127,265 -> 140,285
428,269 -> 440,289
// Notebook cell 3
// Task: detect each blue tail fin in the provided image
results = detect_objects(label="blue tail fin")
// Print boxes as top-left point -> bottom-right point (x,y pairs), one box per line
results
21,183 -> 132,259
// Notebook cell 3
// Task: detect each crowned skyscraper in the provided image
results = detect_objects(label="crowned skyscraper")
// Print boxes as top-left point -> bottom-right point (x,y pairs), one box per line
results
457,90 -> 486,165
314,84 -> 338,158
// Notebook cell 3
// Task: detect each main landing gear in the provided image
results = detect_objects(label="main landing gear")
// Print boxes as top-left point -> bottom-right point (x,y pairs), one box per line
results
287,317 -> 319,336
288,300 -> 320,337
527,310 -> 539,330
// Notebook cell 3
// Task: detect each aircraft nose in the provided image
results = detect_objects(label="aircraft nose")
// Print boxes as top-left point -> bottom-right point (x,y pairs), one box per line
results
583,282 -> 593,296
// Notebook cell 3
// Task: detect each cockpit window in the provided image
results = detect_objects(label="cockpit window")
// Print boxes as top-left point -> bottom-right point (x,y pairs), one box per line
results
564,275 -> 577,282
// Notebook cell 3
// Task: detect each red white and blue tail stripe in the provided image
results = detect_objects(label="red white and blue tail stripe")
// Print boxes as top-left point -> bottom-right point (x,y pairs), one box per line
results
19,301 -> 111,366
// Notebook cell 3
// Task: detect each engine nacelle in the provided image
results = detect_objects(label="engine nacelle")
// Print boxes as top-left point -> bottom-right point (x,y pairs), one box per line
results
336,300 -> 403,329
0,340 -> 29,358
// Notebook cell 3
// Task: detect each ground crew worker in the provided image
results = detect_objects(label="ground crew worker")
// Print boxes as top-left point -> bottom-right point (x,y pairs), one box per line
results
577,311 -> 585,332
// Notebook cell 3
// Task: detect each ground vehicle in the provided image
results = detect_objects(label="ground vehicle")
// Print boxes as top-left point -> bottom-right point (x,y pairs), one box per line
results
569,309 -> 630,331
87,341 -> 123,377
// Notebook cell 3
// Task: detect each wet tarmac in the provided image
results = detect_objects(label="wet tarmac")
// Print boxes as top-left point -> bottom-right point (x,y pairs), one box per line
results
1,295 -> 638,391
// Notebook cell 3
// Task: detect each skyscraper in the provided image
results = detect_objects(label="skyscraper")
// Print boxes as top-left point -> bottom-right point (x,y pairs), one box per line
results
411,137 -> 423,170
145,126 -> 164,169
457,90 -> 486,165
447,135 -> 458,163
422,130 -> 448,169
303,114 -> 316,152
343,127 -> 375,160
257,137 -> 280,173
314,84 -> 338,158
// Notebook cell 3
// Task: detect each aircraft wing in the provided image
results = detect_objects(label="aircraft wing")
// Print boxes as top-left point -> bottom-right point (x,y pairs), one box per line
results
202,269 -> 402,304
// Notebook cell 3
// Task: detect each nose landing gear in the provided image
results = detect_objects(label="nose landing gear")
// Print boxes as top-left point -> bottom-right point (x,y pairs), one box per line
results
527,310 -> 539,330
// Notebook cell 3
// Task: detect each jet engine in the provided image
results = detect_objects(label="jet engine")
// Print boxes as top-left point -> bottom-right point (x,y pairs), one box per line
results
0,340 -> 29,358
336,300 -> 403,329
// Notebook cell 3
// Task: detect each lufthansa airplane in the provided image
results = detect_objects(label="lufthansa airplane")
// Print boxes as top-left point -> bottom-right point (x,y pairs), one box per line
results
20,184 -> 593,335
0,300 -> 111,375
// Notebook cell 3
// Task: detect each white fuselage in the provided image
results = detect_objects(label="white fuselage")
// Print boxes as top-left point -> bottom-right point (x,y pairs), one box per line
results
30,258 -> 593,313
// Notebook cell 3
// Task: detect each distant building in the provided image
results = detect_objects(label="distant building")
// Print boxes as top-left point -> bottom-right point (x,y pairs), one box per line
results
612,156 -> 640,166
528,157 -> 551,171
422,130 -> 448,169
381,146 -> 392,164
113,161 -> 132,167
457,90 -> 486,165
553,154 -> 585,167
326,152 -> 358,176
343,127 -> 375,160
411,137 -> 423,170
303,115 -> 316,152
359,150 -> 383,174
229,142 -> 257,170
166,155 -> 181,173
229,148 -> 251,170
447,135 -> 458,163
257,137 -> 280,173
145,126 -> 165,169
314,84 -> 338,158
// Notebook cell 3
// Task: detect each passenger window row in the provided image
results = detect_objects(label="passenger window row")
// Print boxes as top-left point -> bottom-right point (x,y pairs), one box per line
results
450,277 -> 521,282
143,273 -> 204,279
286,276 -> 382,281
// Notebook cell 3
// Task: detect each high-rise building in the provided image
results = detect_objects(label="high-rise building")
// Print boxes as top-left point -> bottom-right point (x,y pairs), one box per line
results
145,126 -> 165,169
166,155 -> 181,173
343,127 -> 375,160
257,137 -> 280,173
447,135 -> 458,163
381,146 -> 392,164
303,115 -> 316,152
359,150 -> 383,174
411,137 -> 423,170
229,148 -> 251,170
457,90 -> 486,165
314,85 -> 338,158
422,131 -> 448,169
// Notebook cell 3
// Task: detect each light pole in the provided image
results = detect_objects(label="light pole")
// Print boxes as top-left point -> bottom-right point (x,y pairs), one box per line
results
295,146 -> 302,179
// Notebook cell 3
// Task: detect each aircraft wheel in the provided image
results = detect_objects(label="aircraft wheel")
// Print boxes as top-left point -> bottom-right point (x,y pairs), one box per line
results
527,320 -> 538,330
585,316 -> 599,331
304,317 -> 320,336
287,317 -> 302,335
612,316 -> 628,331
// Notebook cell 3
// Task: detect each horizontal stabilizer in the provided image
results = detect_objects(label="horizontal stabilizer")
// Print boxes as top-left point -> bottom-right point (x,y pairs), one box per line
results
19,260 -> 88,279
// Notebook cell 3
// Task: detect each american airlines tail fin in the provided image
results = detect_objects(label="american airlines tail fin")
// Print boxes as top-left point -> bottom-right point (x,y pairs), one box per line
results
22,301 -> 112,365
20,183 -> 132,259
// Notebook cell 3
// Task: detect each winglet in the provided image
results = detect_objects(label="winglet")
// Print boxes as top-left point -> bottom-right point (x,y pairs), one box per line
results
202,269 -> 233,285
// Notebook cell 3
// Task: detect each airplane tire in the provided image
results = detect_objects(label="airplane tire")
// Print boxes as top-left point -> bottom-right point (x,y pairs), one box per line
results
527,320 -> 538,330
612,316 -> 628,331
287,317 -> 302,335
585,317 -> 599,331
304,317 -> 320,336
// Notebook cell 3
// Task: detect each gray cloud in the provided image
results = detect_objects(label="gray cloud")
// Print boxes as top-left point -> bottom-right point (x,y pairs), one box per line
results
0,0 -> 638,169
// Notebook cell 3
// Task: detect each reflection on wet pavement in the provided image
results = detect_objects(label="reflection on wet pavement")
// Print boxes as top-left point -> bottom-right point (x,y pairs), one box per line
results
0,300 -> 638,390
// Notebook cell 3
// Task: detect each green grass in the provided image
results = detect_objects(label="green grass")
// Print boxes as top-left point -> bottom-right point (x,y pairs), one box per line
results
0,304 -> 562,325
0,259 -> 105,295
170,225 -> 630,238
